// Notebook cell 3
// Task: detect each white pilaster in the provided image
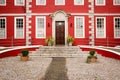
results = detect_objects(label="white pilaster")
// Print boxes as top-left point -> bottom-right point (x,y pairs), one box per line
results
26,0 -> 32,46
88,0 -> 94,46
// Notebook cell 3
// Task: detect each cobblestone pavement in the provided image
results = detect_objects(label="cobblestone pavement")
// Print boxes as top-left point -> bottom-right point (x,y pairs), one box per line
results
0,53 -> 120,80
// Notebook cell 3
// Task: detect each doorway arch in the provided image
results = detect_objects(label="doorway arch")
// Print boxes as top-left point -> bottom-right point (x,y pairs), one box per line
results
50,10 -> 71,45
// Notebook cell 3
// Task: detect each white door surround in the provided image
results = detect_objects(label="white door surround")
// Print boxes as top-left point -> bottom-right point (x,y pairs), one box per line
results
50,10 -> 71,45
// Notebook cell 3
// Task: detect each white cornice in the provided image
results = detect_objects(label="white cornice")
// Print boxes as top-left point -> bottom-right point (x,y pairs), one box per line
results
0,13 -> 120,16
0,13 -> 26,16
95,13 -> 120,16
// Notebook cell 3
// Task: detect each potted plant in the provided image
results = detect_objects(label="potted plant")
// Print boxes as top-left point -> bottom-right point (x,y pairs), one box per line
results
46,36 -> 54,46
86,50 -> 97,63
67,35 -> 74,46
21,49 -> 29,61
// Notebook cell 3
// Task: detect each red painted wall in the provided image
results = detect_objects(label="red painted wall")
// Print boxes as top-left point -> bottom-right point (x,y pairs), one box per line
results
0,16 -> 26,46
0,47 -> 119,60
0,48 -> 38,58
32,0 -> 89,13
81,47 -> 120,60
72,16 -> 90,45
0,0 -> 120,46
95,0 -> 120,13
30,16 -> 52,45
94,16 -> 120,47
0,0 -> 25,13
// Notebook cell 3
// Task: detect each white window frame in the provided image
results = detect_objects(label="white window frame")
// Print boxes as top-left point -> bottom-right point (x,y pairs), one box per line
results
74,0 -> 84,5
15,0 -> 24,6
95,0 -> 106,6
36,0 -> 46,5
74,16 -> 85,38
96,17 -> 106,38
113,0 -> 120,5
55,0 -> 65,5
36,16 -> 46,38
0,17 -> 6,39
14,17 -> 24,39
0,0 -> 6,6
114,17 -> 120,38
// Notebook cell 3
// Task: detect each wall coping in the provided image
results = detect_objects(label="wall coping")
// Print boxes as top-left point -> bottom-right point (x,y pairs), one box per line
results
79,45 -> 120,56
0,45 -> 41,54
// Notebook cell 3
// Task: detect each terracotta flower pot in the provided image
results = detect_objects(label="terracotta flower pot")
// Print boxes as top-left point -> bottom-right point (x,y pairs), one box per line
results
90,58 -> 97,62
68,42 -> 72,46
21,56 -> 29,61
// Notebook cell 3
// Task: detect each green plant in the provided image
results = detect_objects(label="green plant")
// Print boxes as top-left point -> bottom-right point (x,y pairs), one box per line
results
67,35 -> 74,44
89,50 -> 95,56
21,49 -> 29,57
86,50 -> 97,63
46,36 -> 54,46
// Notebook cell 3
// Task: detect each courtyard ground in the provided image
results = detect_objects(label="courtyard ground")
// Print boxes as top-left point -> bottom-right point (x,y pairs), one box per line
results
0,52 -> 120,80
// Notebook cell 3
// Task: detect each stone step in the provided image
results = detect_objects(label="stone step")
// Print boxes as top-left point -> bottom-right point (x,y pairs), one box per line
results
30,46 -> 85,57
38,46 -> 80,51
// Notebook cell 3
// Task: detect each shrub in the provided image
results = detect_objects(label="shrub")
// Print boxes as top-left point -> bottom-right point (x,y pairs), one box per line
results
46,36 -> 54,46
21,49 -> 29,57
89,50 -> 95,56
67,35 -> 74,44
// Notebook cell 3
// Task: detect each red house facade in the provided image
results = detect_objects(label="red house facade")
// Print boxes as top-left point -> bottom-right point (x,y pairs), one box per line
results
0,0 -> 120,47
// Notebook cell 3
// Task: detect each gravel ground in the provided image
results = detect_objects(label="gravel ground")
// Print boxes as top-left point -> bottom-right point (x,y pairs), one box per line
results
0,53 -> 120,80
66,54 -> 120,80
0,56 -> 52,80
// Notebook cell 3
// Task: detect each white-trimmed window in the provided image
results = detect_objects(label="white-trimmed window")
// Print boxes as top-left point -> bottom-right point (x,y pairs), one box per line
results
14,17 -> 24,39
96,17 -> 106,38
15,0 -> 24,6
55,0 -> 65,5
0,0 -> 6,6
114,0 -> 120,5
0,17 -> 6,39
114,17 -> 120,38
95,0 -> 105,6
36,16 -> 46,38
74,0 -> 84,5
74,16 -> 85,38
36,0 -> 46,5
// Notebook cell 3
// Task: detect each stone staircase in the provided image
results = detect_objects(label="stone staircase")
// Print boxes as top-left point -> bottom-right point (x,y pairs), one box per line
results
30,46 -> 88,57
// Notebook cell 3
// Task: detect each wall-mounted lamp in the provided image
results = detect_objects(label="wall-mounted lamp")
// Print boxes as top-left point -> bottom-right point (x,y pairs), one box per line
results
48,23 -> 50,27
70,23 -> 72,27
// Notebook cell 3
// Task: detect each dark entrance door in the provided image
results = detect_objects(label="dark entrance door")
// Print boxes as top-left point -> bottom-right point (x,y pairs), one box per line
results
55,21 -> 65,45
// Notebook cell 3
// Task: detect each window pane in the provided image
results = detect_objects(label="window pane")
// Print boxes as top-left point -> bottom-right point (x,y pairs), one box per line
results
114,18 -> 120,38
114,0 -> 120,5
75,17 -> 84,38
74,0 -> 84,5
0,0 -> 6,5
55,0 -> 65,5
15,0 -> 24,6
0,18 -> 6,38
15,18 -> 24,38
96,0 -> 105,5
36,0 -> 46,5
96,17 -> 105,38
36,17 -> 46,38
